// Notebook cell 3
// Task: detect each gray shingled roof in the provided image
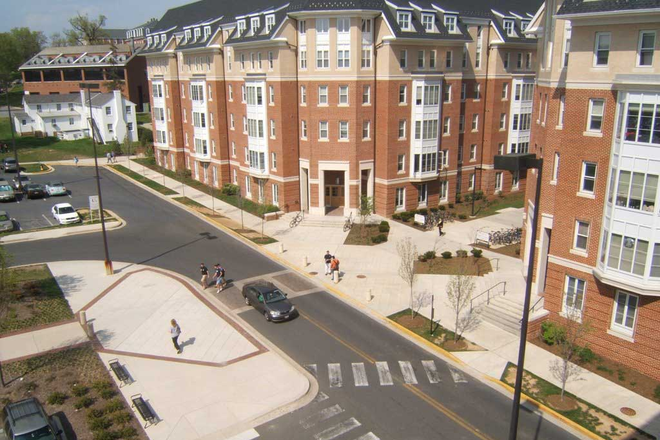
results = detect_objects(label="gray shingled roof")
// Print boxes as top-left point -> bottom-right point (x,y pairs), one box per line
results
24,94 -> 81,104
558,0 -> 660,15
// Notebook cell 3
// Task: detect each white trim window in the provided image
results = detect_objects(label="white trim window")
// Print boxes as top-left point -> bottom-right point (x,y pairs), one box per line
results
270,119 -> 276,138
337,17 -> 350,33
339,121 -> 349,140
400,49 -> 407,69
638,31 -> 655,67
587,98 -> 604,132
581,162 -> 597,194
443,117 -> 450,135
318,85 -> 328,105
299,20 -> 306,34
500,113 -> 506,130
271,152 -> 277,170
319,121 -> 328,140
362,120 -> 370,139
339,85 -> 349,105
468,173 -> 475,191
268,51 -> 274,69
362,85 -> 371,104
397,154 -> 405,172
272,183 -> 279,206
440,180 -> 448,201
418,183 -> 428,205
398,120 -> 406,139
397,12 -> 411,31
301,120 -> 308,139
502,83 -> 508,100
444,15 -> 457,33
422,13 -> 434,32
266,15 -> 276,33
563,276 -> 586,317
552,152 -> 560,182
495,172 -> 502,192
471,114 -> 479,131
361,47 -> 372,68
594,32 -> 611,66
316,46 -> 329,69
430,50 -> 436,69
300,48 -> 307,69
444,84 -> 452,103
445,50 -> 452,68
300,85 -> 307,104
395,187 -> 405,209
469,144 -> 477,161
337,46 -> 350,68
512,170 -> 520,189
574,220 -> 590,251
399,85 -> 407,103
503,19 -> 515,37
251,17 -> 260,35
269,85 -> 275,104
245,176 -> 252,197
615,170 -> 658,211
558,95 -> 566,127
418,50 -> 425,69
607,234 -> 650,276
611,291 -> 639,337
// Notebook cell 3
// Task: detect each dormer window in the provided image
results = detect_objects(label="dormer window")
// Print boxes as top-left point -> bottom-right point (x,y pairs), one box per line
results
251,17 -> 260,35
337,17 -> 350,33
317,18 -> 329,33
204,26 -> 211,39
444,15 -> 457,33
147,37 -> 152,45
154,35 -> 160,45
161,34 -> 166,43
184,29 -> 192,41
422,14 -> 434,32
361,18 -> 371,34
397,12 -> 411,31
237,20 -> 246,35
521,20 -> 530,32
194,28 -> 201,40
266,15 -> 275,32
504,19 -> 515,37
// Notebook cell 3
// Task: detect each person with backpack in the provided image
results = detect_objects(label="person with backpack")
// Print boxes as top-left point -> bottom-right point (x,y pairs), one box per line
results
216,264 -> 227,292
324,250 -> 332,276
200,263 -> 209,289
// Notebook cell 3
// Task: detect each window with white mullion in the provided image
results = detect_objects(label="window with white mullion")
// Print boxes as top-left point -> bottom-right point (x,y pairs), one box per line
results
594,32 -> 611,66
638,31 -> 655,67
615,170 -> 658,211
588,99 -> 605,132
573,220 -> 590,251
611,291 -> 639,336
624,102 -> 660,144
607,234 -> 649,276
563,276 -> 586,317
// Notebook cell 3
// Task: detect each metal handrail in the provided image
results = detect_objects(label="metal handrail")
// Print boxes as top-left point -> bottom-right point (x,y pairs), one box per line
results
470,281 -> 507,312
529,296 -> 544,315
485,257 -> 499,271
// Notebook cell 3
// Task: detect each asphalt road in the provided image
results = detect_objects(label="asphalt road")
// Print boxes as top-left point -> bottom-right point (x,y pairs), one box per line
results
4,165 -> 580,440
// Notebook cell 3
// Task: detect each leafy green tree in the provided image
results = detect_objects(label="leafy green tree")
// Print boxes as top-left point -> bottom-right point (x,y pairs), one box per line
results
10,28 -> 46,62
0,27 -> 46,86
63,14 -> 108,45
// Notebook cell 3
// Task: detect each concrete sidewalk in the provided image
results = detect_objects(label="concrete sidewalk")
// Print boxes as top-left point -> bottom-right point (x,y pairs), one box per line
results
110,158 -> 660,438
1,260 -> 311,440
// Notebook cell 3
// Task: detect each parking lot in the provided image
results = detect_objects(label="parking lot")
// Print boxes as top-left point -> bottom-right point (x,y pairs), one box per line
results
1,165 -> 101,231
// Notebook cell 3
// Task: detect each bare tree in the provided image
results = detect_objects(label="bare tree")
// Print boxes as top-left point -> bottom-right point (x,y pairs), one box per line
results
396,237 -> 418,317
64,14 -> 108,45
549,308 -> 592,400
358,195 -> 373,238
427,237 -> 441,272
446,262 -> 479,341
411,290 -> 431,319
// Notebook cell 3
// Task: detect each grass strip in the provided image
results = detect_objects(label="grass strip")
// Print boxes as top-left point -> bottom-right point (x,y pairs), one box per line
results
173,196 -> 206,208
110,164 -> 176,195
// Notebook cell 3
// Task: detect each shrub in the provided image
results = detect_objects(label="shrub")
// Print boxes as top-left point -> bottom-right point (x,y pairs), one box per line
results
470,248 -> 483,258
458,214 -> 468,220
378,221 -> 390,233
441,251 -> 452,259
418,255 -> 427,262
448,203 -> 454,209
391,213 -> 401,220
399,212 -> 414,222
541,321 -> 566,346
47,392 -> 67,405
438,205 -> 446,211
104,399 -> 124,414
430,207 -> 438,213
577,346 -> 597,364
89,417 -> 113,431
371,234 -> 388,244
74,396 -> 95,409
456,250 -> 468,258
113,412 -> 133,425
423,251 -> 436,260
92,381 -> 113,392
72,385 -> 89,397
654,385 -> 660,402
118,426 -> 138,439
138,126 -> 153,147
100,389 -> 116,400
23,382 -> 38,392
455,194 -> 462,203
221,183 -> 239,195
87,409 -> 105,421
416,208 -> 428,215
93,430 -> 118,440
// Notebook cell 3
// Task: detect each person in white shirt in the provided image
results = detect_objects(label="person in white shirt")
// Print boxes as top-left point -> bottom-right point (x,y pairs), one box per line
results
170,319 -> 182,354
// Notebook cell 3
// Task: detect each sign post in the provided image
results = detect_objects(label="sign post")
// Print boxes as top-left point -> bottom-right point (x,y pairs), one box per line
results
89,195 -> 99,223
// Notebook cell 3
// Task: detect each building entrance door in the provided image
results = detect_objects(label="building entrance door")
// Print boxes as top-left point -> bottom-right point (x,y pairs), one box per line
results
325,185 -> 345,207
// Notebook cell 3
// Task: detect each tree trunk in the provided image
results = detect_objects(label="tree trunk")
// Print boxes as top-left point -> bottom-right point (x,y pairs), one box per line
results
454,312 -> 460,341
560,361 -> 568,400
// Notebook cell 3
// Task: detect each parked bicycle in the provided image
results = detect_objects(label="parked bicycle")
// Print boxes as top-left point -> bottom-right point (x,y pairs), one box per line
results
489,227 -> 522,246
343,212 -> 354,232
424,210 -> 442,230
289,210 -> 304,228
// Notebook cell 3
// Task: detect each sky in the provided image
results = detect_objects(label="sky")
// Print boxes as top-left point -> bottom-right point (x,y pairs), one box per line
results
0,0 -> 187,39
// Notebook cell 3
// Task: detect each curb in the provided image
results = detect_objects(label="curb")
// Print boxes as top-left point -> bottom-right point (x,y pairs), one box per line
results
21,164 -> 55,175
0,210 -> 125,245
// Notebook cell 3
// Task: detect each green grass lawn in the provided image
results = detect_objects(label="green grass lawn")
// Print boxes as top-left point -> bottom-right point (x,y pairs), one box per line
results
135,112 -> 152,125
110,164 -> 177,195
0,117 -> 115,162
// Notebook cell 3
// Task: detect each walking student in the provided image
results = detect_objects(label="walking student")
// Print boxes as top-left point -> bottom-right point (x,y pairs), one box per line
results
110,151 -> 116,163
215,264 -> 227,293
170,319 -> 182,354
438,218 -> 444,236
324,250 -> 332,276
106,152 -> 112,164
74,156 -> 79,166
331,256 -> 340,283
200,263 -> 209,289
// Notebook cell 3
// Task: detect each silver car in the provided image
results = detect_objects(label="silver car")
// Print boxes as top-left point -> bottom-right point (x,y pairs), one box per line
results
0,180 -> 15,202
0,211 -> 13,233
46,181 -> 68,196
0,398 -> 67,440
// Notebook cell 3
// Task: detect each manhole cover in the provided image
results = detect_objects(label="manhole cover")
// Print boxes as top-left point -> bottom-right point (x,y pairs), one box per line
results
620,407 -> 636,416
357,275 -> 367,279
309,271 -> 318,275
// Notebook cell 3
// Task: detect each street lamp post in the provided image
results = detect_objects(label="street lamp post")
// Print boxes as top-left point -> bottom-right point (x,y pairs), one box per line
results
4,83 -> 23,193
80,82 -> 113,275
493,154 -> 543,440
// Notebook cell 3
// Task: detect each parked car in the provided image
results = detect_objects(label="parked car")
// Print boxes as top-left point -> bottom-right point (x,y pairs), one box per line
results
0,180 -> 15,202
0,211 -> 13,232
12,175 -> 30,190
51,203 -> 80,225
1,158 -> 17,172
0,397 -> 67,440
242,281 -> 298,322
45,181 -> 68,196
25,184 -> 46,199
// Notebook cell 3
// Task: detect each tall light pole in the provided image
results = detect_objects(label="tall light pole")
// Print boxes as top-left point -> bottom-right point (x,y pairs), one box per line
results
80,82 -> 113,275
494,153 -> 543,440
4,82 -> 23,193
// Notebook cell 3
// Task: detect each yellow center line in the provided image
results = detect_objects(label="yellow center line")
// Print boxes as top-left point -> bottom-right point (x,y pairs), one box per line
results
300,311 -> 495,440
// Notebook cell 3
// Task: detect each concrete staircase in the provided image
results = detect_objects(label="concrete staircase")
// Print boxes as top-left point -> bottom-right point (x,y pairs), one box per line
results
479,295 -> 524,335
300,215 -> 347,228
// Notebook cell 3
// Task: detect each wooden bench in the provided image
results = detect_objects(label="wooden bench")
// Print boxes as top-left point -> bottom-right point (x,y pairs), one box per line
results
131,394 -> 156,428
108,359 -> 130,387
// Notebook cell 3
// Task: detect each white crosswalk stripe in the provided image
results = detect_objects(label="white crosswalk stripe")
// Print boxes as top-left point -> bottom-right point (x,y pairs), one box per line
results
398,361 -> 418,384
312,391 -> 329,403
422,360 -> 442,384
448,365 -> 468,383
355,433 -> 380,440
351,363 -> 368,387
375,361 -> 393,386
328,363 -> 343,388
300,404 -> 344,429
314,418 -> 361,440
305,364 -> 318,378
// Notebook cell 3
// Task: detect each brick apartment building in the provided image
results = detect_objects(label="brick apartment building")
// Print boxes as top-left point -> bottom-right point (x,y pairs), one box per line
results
141,0 -> 540,216
523,0 -> 660,380
19,44 -> 149,112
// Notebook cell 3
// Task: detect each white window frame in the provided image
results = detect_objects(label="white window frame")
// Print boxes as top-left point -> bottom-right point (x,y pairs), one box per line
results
400,49 -> 407,69
339,85 -> 349,105
581,161 -> 597,194
610,291 -> 639,337
362,120 -> 370,139
558,95 -> 565,127
397,154 -> 405,172
395,187 -> 405,209
397,12 -> 411,31
443,117 -> 450,135
318,85 -> 328,105
587,98 -> 604,132
339,121 -> 349,140
552,152 -> 560,183
503,19 -> 515,37
563,276 -> 586,318
300,85 -> 307,104
444,15 -> 457,33
422,13 -> 434,32
301,120 -> 308,139
495,172 -> 503,192
362,85 -> 371,104
637,30 -> 655,67
574,220 -> 590,251
594,32 -> 611,67
398,120 -> 406,139
319,121 -> 328,140
418,183 -> 428,205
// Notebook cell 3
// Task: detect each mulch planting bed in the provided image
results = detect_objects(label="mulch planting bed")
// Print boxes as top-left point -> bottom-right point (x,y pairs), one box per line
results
472,242 -> 521,259
343,224 -> 389,246
414,256 -> 492,277
0,345 -> 147,440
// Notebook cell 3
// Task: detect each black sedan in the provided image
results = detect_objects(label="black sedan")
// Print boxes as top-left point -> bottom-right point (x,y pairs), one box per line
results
242,281 -> 298,322
25,184 -> 46,199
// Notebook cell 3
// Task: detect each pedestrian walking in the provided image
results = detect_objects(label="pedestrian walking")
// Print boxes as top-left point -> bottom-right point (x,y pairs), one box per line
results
324,250 -> 332,276
200,263 -> 209,289
331,256 -> 340,283
73,156 -> 79,166
110,151 -> 116,163
438,218 -> 444,236
106,152 -> 112,164
170,319 -> 182,354
215,264 -> 227,293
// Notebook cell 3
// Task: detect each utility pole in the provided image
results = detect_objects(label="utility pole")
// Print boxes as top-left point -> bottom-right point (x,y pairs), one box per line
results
80,82 -> 113,275
4,83 -> 23,193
